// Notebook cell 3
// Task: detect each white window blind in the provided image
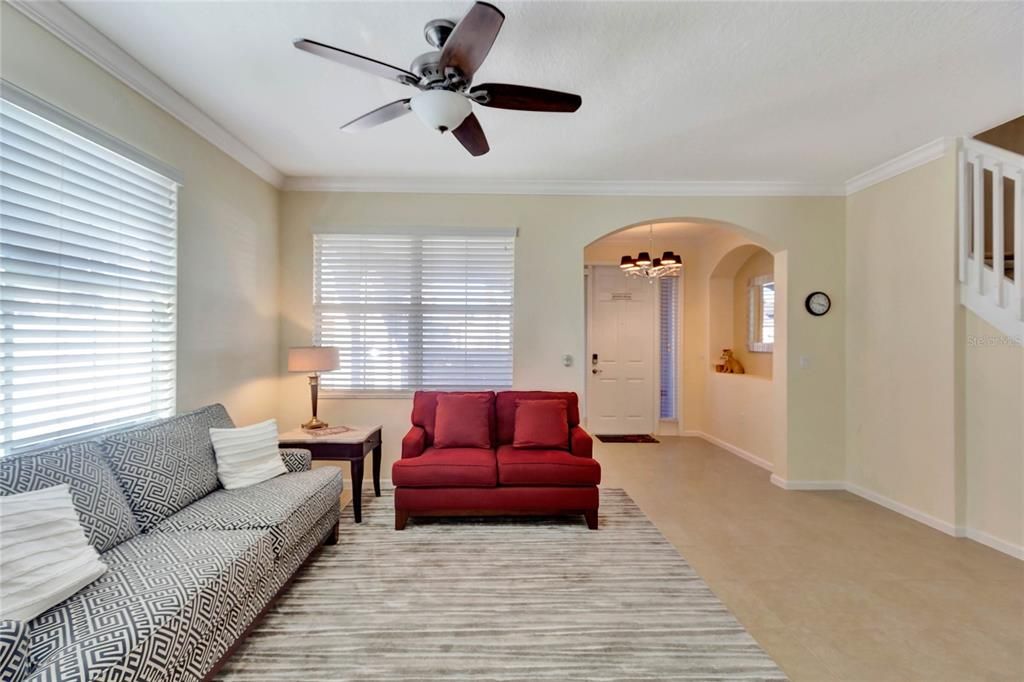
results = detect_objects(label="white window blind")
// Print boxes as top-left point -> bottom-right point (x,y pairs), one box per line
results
313,229 -> 515,395
747,275 -> 774,353
1,91 -> 179,456
658,276 -> 678,420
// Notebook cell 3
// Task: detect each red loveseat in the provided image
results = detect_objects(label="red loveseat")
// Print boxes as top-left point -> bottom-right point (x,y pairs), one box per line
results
393,390 -> 601,530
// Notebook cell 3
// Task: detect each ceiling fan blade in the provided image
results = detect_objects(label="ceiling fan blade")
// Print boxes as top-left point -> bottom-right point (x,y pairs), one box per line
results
294,39 -> 419,87
451,113 -> 489,156
438,2 -> 505,80
340,99 -> 412,132
470,83 -> 581,112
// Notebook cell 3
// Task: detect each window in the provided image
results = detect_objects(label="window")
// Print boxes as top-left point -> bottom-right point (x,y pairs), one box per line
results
748,275 -> 775,352
1,85 -> 181,456
658,276 -> 678,419
313,228 -> 515,395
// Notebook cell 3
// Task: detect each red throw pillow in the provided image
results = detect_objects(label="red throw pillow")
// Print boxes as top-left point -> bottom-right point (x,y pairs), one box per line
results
513,399 -> 569,450
433,394 -> 492,449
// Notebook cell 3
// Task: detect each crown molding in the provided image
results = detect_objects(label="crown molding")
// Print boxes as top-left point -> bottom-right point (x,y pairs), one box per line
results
8,0 -> 283,188
282,176 -> 845,197
844,137 -> 953,195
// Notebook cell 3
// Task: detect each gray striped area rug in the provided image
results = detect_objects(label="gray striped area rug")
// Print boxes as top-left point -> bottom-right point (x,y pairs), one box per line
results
217,487 -> 786,681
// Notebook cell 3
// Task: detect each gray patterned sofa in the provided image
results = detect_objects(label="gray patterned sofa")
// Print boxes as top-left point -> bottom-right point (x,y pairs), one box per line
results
0,404 -> 343,682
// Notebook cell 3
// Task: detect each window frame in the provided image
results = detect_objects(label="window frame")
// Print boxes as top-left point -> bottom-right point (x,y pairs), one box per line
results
1,82 -> 181,456
658,275 -> 679,421
747,274 -> 775,353
312,227 -> 516,398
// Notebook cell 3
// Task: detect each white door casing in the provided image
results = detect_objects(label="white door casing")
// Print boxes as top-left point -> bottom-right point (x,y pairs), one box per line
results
586,266 -> 656,434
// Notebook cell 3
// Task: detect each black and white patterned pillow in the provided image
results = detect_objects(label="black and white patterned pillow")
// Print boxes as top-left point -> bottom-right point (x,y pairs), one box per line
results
99,404 -> 234,531
0,620 -> 31,682
279,448 -> 312,472
0,441 -> 140,553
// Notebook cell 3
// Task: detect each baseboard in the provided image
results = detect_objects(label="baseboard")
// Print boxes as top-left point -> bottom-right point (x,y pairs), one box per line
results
769,474 -> 845,491
681,431 -> 773,472
844,482 -> 965,537
965,528 -> 1024,561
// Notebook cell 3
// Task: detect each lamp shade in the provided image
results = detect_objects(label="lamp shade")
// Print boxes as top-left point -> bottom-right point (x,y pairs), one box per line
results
288,346 -> 339,373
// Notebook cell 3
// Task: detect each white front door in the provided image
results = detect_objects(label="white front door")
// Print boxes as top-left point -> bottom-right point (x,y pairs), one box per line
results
586,265 -> 656,434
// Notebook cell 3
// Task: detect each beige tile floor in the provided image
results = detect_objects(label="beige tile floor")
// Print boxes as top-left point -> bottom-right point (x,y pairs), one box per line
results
596,436 -> 1024,682
336,437 -> 1023,681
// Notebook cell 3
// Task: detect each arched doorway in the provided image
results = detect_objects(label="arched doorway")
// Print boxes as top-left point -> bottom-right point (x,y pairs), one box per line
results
583,218 -> 786,473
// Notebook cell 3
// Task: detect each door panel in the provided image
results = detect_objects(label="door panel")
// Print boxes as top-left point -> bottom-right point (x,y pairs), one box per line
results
586,266 -> 655,434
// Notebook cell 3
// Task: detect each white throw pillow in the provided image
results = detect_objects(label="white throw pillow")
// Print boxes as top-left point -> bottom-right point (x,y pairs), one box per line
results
0,484 -> 108,621
209,419 -> 288,490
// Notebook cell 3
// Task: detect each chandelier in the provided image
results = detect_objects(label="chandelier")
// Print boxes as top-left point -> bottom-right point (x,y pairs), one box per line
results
619,224 -> 681,279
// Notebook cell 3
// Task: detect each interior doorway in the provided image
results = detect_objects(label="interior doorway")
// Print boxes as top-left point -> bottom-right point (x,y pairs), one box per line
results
585,265 -> 657,434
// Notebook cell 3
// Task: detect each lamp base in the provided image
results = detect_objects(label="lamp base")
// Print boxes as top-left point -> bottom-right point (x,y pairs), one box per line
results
301,416 -> 330,430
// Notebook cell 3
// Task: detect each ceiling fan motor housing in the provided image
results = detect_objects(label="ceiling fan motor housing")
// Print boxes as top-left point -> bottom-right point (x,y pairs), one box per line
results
410,52 -> 448,86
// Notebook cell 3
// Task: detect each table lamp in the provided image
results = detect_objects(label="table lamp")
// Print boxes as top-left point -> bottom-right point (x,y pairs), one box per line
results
288,346 -> 339,430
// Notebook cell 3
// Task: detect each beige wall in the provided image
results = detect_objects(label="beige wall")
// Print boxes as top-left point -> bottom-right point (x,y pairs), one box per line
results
283,196 -> 839,481
964,312 -> 1024,549
846,152 -> 963,527
1,4 -> 281,425
732,249 -> 774,377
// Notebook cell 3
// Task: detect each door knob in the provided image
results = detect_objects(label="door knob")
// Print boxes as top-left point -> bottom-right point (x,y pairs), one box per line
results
591,368 -> 602,374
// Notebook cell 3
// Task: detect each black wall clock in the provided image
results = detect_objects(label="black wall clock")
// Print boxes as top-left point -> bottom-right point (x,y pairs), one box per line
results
805,291 -> 831,316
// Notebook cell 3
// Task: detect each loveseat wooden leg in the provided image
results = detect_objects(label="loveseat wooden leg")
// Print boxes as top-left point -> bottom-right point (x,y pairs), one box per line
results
584,510 -> 599,530
395,510 -> 409,530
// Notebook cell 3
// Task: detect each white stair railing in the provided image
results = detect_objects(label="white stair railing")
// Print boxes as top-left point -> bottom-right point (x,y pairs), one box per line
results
958,138 -> 1024,339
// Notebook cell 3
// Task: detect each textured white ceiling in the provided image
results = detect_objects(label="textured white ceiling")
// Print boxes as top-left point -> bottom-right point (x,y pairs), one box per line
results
65,1 -> 1023,183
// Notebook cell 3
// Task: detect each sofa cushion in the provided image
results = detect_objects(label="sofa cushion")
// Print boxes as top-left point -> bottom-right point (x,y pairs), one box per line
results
99,404 -> 234,531
151,468 -> 343,557
513,399 -> 570,450
496,445 -> 602,486
0,620 -> 31,682
411,391 -> 495,448
392,447 -> 497,488
496,392 -> 580,445
27,529 -> 273,682
0,441 -> 139,553
434,393 -> 492,449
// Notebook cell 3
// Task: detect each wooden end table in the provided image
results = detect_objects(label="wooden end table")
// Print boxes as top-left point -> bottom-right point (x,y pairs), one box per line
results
279,425 -> 382,523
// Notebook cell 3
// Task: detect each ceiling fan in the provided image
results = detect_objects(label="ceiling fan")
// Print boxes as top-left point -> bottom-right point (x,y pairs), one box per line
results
293,1 -> 581,156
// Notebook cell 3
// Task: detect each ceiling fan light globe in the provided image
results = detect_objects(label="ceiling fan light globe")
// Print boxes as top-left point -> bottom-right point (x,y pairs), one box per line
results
410,90 -> 472,132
